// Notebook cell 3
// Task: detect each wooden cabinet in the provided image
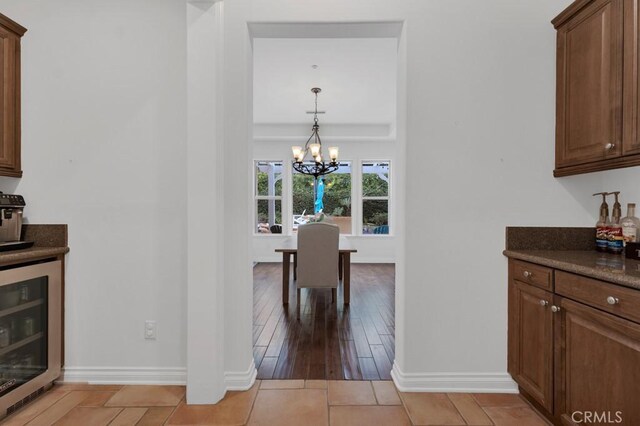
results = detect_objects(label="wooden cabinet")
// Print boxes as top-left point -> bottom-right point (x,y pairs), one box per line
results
0,14 -> 26,178
555,0 -> 623,171
553,0 -> 640,176
508,279 -> 554,412
508,259 -> 640,424
623,0 -> 640,156
555,297 -> 640,425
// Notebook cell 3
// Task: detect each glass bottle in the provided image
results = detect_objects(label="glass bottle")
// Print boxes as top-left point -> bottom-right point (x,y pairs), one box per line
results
608,192 -> 624,254
621,203 -> 640,246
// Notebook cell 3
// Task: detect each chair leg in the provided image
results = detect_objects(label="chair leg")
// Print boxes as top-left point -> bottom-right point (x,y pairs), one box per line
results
296,288 -> 301,319
331,288 -> 336,303
293,253 -> 297,280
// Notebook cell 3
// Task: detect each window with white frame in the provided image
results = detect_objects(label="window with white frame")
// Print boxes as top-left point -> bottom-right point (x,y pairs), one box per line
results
362,161 -> 390,235
255,161 -> 283,234
292,161 -> 352,235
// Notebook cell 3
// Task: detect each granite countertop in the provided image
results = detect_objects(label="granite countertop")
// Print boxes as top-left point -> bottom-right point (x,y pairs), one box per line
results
503,249 -> 640,291
0,224 -> 69,266
0,246 -> 69,266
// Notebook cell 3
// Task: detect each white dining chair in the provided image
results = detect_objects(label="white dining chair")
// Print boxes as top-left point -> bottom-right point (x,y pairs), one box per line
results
295,222 -> 340,316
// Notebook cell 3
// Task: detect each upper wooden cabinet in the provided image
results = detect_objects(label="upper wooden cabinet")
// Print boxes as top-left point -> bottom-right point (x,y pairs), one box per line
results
553,0 -> 640,176
0,14 -> 26,178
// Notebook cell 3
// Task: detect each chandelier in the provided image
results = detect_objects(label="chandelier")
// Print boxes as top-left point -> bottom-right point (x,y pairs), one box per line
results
291,88 -> 339,178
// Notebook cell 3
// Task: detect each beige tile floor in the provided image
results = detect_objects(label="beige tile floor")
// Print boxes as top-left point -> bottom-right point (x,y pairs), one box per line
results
1,381 -> 550,425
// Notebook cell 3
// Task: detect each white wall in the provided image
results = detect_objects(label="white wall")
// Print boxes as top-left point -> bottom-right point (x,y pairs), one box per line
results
187,1 -> 226,402
400,0 -> 602,386
0,0 -> 188,382
222,0 -> 614,393
601,167 -> 640,216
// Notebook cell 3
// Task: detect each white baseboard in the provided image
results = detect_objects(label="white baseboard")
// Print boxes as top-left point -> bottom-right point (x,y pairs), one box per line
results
60,366 -> 187,385
61,361 -> 257,391
224,360 -> 257,391
391,362 -> 518,393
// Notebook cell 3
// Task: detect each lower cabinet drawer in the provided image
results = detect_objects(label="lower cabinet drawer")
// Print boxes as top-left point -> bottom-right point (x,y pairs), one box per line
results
512,260 -> 553,291
556,271 -> 640,324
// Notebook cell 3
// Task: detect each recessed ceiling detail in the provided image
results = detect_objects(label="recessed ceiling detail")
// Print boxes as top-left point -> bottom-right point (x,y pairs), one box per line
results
253,37 -> 397,138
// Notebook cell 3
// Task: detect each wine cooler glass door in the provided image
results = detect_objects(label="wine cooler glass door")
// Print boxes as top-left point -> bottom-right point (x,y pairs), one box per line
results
0,261 -> 61,405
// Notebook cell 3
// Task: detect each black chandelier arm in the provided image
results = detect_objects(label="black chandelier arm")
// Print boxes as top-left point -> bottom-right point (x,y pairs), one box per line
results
292,161 -> 339,178
301,124 -> 322,157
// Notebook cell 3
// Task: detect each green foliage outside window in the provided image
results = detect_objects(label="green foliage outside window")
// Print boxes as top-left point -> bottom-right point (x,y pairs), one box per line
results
255,162 -> 390,229
292,173 -> 352,217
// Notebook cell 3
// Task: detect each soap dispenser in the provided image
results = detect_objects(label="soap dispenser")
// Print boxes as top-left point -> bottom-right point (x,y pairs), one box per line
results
608,191 -> 624,254
593,192 -> 610,252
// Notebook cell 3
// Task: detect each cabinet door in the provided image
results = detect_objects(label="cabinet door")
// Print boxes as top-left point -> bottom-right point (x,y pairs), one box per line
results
556,0 -> 623,167
0,26 -> 19,173
508,280 -> 554,412
556,297 -> 640,425
624,0 -> 640,155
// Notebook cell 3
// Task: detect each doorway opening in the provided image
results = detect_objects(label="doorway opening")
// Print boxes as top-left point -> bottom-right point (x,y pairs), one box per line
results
250,25 -> 402,381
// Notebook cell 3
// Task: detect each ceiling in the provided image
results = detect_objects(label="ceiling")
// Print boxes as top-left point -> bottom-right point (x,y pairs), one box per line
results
252,38 -> 398,137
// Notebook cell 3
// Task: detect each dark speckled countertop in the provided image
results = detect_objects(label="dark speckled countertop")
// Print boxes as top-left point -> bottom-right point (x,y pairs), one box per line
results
504,227 -> 640,290
0,224 -> 69,266
503,249 -> 640,291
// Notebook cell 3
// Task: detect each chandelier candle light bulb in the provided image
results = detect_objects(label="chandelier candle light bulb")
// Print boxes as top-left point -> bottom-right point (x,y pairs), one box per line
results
292,146 -> 303,160
329,147 -> 339,162
310,143 -> 321,158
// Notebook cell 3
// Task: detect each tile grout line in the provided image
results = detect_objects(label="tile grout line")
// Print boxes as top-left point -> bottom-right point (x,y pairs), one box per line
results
369,381 -> 379,405
476,404 -> 496,426
326,385 -> 330,426
443,393 -> 469,425
161,395 -> 186,426
105,407 -> 124,426
396,386 -> 415,425
471,392 -> 502,426
518,394 -> 554,426
25,389 -> 90,425
244,381 -> 263,425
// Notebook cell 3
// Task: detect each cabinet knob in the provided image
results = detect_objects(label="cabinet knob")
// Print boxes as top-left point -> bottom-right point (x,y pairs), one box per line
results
551,305 -> 561,313
606,296 -> 619,305
539,300 -> 549,307
523,271 -> 533,279
605,143 -> 616,150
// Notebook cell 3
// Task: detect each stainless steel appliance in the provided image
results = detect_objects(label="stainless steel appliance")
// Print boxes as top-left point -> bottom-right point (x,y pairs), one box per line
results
0,261 -> 62,416
0,194 -> 33,251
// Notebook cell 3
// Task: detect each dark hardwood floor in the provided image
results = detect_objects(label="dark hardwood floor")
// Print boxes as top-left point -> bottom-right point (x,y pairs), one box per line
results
253,262 -> 395,380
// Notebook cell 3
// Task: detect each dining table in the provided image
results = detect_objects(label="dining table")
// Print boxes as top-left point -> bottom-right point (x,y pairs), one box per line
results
275,236 -> 357,305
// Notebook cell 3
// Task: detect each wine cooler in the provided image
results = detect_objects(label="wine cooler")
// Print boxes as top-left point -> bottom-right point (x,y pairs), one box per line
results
0,261 -> 61,415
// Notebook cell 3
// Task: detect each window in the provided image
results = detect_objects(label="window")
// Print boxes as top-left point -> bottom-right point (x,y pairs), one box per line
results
362,161 -> 390,235
255,161 -> 283,234
292,162 -> 352,234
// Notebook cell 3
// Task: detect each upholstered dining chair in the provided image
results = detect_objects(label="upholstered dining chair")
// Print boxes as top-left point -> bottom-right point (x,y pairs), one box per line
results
295,222 -> 340,316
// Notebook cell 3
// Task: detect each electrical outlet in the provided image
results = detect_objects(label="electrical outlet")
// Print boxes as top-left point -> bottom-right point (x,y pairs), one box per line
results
145,320 -> 157,340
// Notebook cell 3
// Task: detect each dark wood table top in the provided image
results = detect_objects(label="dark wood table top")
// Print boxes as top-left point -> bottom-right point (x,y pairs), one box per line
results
274,236 -> 357,253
